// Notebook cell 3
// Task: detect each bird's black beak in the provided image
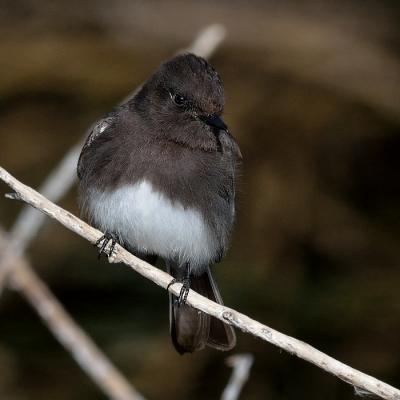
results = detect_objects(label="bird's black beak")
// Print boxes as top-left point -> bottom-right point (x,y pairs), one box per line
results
199,114 -> 228,132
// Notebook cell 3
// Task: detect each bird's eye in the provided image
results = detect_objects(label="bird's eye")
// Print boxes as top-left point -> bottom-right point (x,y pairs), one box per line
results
172,94 -> 185,106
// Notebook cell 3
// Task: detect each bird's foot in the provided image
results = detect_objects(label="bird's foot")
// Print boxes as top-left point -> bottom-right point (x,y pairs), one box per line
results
167,277 -> 191,306
95,232 -> 119,259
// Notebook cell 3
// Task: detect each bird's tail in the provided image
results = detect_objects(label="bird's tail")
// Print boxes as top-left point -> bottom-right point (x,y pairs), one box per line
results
166,261 -> 236,354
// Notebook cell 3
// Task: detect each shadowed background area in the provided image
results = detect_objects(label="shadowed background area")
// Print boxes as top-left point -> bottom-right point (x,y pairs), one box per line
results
1,0 -> 400,399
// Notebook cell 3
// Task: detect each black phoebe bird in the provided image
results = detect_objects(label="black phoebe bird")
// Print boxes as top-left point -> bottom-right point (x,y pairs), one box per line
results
77,53 -> 241,354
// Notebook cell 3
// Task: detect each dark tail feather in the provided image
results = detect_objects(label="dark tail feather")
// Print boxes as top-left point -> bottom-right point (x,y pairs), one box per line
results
167,262 -> 236,354
202,267 -> 236,351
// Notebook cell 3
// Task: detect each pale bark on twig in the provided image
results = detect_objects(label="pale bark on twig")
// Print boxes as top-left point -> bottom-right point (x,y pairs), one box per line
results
222,353 -> 254,400
1,166 -> 399,400
0,227 -> 146,400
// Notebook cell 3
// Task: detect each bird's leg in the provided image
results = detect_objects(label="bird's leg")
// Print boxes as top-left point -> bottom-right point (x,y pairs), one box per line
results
167,262 -> 191,306
95,231 -> 119,259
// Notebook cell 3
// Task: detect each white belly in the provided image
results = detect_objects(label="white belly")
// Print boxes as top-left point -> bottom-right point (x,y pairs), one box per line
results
86,180 -> 216,272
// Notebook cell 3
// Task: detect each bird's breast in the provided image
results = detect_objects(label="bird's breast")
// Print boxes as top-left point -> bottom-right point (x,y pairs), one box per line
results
86,179 -> 218,272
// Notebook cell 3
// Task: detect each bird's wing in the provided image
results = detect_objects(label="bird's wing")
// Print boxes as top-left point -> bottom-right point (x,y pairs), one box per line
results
77,116 -> 115,180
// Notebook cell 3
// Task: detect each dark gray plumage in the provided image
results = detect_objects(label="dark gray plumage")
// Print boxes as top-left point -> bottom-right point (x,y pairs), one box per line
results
77,53 -> 241,354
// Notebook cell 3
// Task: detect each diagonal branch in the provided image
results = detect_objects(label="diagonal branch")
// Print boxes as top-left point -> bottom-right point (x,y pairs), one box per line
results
222,353 -> 254,400
0,226 -> 145,400
1,166 -> 399,400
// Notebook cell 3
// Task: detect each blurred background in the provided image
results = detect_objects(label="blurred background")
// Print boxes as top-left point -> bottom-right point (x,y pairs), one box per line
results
1,0 -> 400,399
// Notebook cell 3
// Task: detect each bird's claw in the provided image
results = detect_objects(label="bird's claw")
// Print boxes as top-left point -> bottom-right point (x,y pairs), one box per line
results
95,232 -> 118,259
167,277 -> 191,306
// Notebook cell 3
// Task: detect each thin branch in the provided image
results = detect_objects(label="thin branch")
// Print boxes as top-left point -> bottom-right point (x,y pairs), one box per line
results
179,23 -> 226,59
8,140 -> 85,253
0,227 -> 145,400
222,353 -> 254,400
1,166 -> 399,400
0,141 -> 86,296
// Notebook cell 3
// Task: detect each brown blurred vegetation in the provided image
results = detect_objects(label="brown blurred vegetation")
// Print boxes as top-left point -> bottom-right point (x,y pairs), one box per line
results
1,0 -> 400,399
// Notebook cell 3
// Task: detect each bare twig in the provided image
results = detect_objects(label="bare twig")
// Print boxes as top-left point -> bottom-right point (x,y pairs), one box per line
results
1,167 -> 399,400
222,353 -> 254,400
8,140 -> 85,253
0,227 -> 145,400
0,141 -> 86,295
180,23 -> 226,59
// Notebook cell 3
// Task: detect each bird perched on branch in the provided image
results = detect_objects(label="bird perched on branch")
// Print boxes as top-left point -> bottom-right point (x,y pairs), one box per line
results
77,53 -> 241,354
